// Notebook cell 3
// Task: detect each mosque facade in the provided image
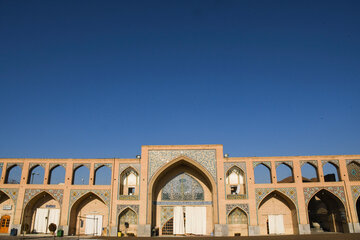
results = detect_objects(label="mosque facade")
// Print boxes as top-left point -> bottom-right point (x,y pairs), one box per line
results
0,144 -> 360,236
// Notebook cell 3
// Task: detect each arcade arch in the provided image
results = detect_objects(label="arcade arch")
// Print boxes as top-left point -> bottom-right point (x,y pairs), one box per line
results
48,165 -> 65,185
301,163 -> 319,182
21,191 -> 60,234
258,191 -> 298,235
68,192 -> 108,236
27,165 -> 45,184
72,165 -> 89,185
5,165 -> 21,184
254,164 -> 272,184
148,157 -> 216,236
94,165 -> 111,185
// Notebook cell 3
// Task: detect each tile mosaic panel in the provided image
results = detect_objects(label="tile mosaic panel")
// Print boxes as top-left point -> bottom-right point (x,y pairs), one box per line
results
224,162 -> 246,174
346,159 -> 360,165
227,207 -> 248,224
350,186 -> 360,203
23,189 -> 64,207
6,163 -> 23,170
118,195 -> 139,200
69,189 -> 111,206
73,163 -> 91,170
226,204 -> 249,215
275,161 -> 293,168
161,173 -> 204,201
94,163 -> 112,170
347,162 -> 360,181
321,160 -> 339,167
226,194 -> 247,200
117,204 -> 139,216
119,163 -> 141,174
253,161 -> 271,169
1,188 -> 18,204
303,186 -> 346,205
160,206 -> 174,226
154,201 -> 212,206
49,163 -> 66,169
29,163 -> 46,169
148,149 -> 217,181
300,160 -> 318,167
255,188 -> 298,208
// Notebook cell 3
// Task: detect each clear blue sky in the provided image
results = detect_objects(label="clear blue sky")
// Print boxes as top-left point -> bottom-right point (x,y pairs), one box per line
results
1,0 -> 359,159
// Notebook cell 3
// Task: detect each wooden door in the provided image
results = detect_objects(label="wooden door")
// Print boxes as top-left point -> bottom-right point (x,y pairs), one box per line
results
0,215 -> 10,233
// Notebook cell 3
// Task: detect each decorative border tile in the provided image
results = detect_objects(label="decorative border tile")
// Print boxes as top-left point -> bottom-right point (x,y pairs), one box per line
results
1,188 -> 18,204
350,186 -> 360,203
346,159 -> 360,165
255,187 -> 298,208
73,163 -> 91,170
117,204 -> 139,216
321,160 -> 339,167
253,161 -> 271,169
49,163 -> 66,169
154,201 -> 212,205
275,161 -> 293,168
303,186 -> 346,206
6,163 -> 23,170
300,160 -> 318,167
94,163 -> 112,170
119,195 -> 139,200
23,189 -> 64,207
226,204 -> 249,215
226,194 -> 247,200
69,189 -> 111,206
224,162 -> 246,174
160,206 -> 174,226
29,163 -> 46,169
148,150 -> 217,181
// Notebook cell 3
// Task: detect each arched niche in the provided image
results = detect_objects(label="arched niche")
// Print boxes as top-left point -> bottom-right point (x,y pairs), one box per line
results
68,192 -> 108,236
227,207 -> 248,236
72,165 -> 89,185
5,165 -> 22,184
301,163 -> 319,182
119,167 -> 139,196
94,165 -> 111,185
258,191 -> 299,235
254,164 -> 272,184
118,208 -> 138,234
307,189 -> 348,233
276,163 -> 294,183
27,165 -> 45,184
48,165 -> 66,185
22,191 -> 61,234
347,161 -> 360,181
225,166 -> 246,196
148,156 -> 216,236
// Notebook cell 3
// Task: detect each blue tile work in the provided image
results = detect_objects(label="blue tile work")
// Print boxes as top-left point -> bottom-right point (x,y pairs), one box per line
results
29,163 -> 46,169
6,163 -> 23,170
346,159 -> 360,165
94,163 -> 112,170
300,160 -> 318,167
351,186 -> 360,210
49,163 -> 66,169
161,173 -> 204,201
1,188 -> 19,209
303,186 -> 346,206
23,189 -> 64,207
119,163 -> 140,174
73,163 -> 91,170
154,201 -> 212,205
275,161 -> 293,168
148,150 -> 217,181
224,162 -> 246,174
117,204 -> 139,216
253,161 -> 271,169
160,206 -> 174,226
255,187 -> 298,208
226,204 -> 249,216
69,189 -> 111,206
321,160 -> 339,167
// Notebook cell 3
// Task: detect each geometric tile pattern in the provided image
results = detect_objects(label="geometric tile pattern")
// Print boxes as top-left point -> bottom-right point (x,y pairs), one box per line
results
1,188 -> 18,204
118,195 -> 139,200
6,162 -> 23,170
321,159 -> 339,167
148,149 -> 217,181
224,162 -> 246,174
350,186 -> 360,203
117,204 -> 139,217
346,159 -> 360,165
69,189 -> 111,206
49,163 -> 66,169
253,161 -> 271,169
94,163 -> 112,170
23,189 -> 64,207
303,186 -> 346,206
347,162 -> 360,181
255,187 -> 298,208
73,163 -> 91,170
300,160 -> 318,167
119,163 -> 140,175
29,163 -> 46,169
160,206 -> 174,226
226,203 -> 249,215
275,161 -> 293,168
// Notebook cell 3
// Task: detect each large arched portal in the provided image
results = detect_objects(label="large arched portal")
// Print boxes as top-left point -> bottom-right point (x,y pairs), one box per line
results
258,191 -> 298,235
68,192 -> 108,236
308,190 -> 347,233
148,157 -> 216,236
22,192 -> 60,234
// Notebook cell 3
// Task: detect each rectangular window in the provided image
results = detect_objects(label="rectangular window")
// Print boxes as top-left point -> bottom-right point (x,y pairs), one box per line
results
230,186 -> 238,195
128,187 -> 135,195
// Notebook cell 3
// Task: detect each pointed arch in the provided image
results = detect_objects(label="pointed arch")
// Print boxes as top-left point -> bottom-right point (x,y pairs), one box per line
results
27,165 -> 45,184
301,162 -> 319,182
118,207 -> 138,232
94,165 -> 111,185
119,167 -> 139,196
323,162 -> 340,182
276,163 -> 294,183
5,164 -> 22,184
254,163 -> 272,184
0,190 -> 12,204
227,207 -> 248,224
225,166 -> 246,195
48,165 -> 66,185
72,165 -> 89,185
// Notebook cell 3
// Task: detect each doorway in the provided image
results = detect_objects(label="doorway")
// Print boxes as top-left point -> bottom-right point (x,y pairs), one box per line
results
0,215 -> 10,233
